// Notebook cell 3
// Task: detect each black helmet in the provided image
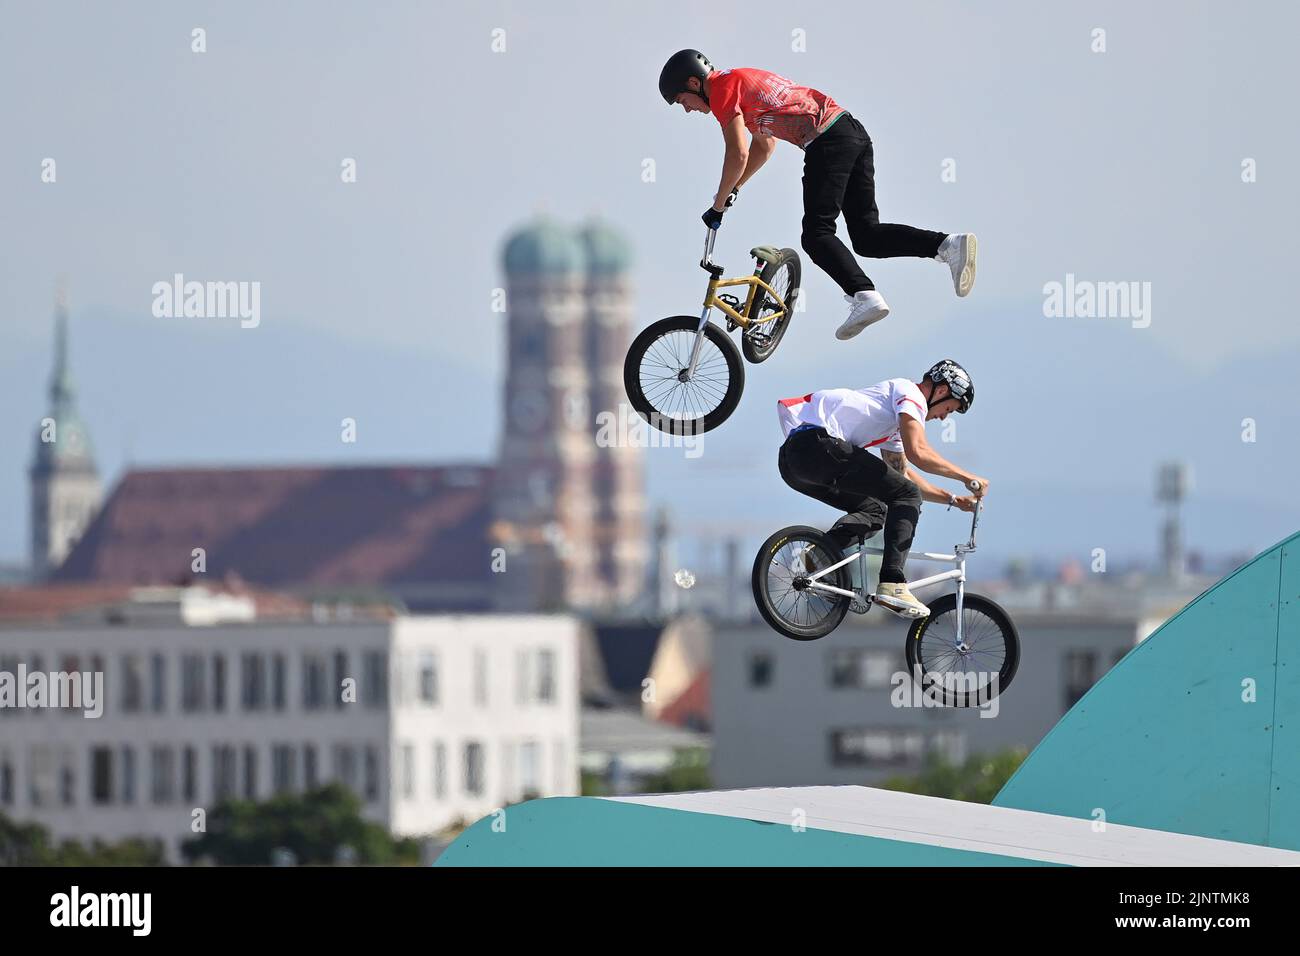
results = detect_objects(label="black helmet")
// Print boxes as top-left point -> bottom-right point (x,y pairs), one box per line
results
924,359 -> 974,413
659,49 -> 715,105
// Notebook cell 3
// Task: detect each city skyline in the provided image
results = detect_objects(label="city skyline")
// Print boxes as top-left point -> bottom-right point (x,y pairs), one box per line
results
4,1 -> 1299,571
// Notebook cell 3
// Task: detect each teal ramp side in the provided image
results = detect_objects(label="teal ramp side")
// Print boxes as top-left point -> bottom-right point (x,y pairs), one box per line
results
994,531 -> 1297,849
434,797 -> 1050,866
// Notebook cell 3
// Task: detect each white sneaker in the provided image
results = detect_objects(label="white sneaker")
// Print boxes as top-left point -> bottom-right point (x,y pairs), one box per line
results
937,233 -> 977,297
874,582 -> 930,619
835,290 -> 890,340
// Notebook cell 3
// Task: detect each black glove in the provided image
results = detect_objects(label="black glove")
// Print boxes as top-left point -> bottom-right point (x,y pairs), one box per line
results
703,188 -> 738,229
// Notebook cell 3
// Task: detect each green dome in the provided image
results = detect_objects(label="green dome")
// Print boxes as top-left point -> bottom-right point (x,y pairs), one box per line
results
579,220 -> 633,275
503,218 -> 587,275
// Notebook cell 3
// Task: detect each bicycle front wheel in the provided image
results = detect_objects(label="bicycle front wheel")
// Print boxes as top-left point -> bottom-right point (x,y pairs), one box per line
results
752,525 -> 851,641
904,593 -> 1020,707
624,316 -> 744,434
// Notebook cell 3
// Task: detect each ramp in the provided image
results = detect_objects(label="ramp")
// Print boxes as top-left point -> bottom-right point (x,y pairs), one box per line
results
994,531 -> 1300,849
434,785 -> 1300,866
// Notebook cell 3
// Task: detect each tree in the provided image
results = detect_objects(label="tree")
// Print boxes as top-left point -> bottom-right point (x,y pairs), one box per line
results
0,812 -> 165,866
880,748 -> 1028,804
642,748 -> 711,793
181,784 -> 421,865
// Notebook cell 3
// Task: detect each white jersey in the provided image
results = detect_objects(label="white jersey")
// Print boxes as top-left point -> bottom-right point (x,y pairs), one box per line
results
777,378 -> 926,453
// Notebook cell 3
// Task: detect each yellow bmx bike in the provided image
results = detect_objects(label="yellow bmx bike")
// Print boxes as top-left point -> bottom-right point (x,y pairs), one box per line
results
623,222 -> 801,434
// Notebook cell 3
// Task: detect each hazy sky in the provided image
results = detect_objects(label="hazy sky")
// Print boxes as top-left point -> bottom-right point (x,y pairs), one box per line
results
2,0 -> 1298,569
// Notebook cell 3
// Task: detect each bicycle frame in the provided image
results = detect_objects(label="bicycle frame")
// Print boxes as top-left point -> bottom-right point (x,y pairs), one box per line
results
685,227 -> 791,379
801,501 -> 984,640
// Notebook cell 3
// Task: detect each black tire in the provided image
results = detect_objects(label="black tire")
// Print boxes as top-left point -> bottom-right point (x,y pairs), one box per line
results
904,593 -> 1020,707
624,316 -> 744,435
742,248 -> 801,364
752,525 -> 851,641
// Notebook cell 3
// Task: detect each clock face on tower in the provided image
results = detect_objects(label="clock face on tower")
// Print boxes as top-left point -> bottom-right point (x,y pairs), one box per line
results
510,389 -> 548,433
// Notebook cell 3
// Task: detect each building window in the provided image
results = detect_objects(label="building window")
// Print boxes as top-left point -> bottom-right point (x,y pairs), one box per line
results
243,746 -> 258,799
520,741 -> 540,797
120,746 -> 136,805
553,740 -> 566,794
60,655 -> 81,717
90,747 -> 113,805
303,744 -> 319,790
930,730 -> 966,765
59,749 -> 75,806
241,653 -> 266,711
748,652 -> 774,688
150,746 -> 174,805
0,657 -> 17,719
272,745 -> 297,795
29,747 -> 56,805
433,742 -> 446,799
212,654 -> 227,713
150,653 -> 166,713
536,650 -> 556,703
182,746 -> 197,802
181,654 -> 207,713
272,654 -> 287,712
464,742 -> 485,797
515,649 -> 530,705
829,728 -> 926,768
1064,651 -> 1099,709
363,745 -> 380,802
828,648 -> 897,689
401,744 -> 415,799
333,744 -> 358,793
473,649 -> 488,706
302,654 -> 327,711
362,651 -> 387,709
212,745 -> 237,801
121,654 -> 144,713
333,651 -> 348,710
418,653 -> 439,705
0,751 -> 13,806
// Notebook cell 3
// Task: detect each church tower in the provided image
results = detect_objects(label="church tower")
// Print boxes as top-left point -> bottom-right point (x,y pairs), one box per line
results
29,286 -> 102,577
492,218 -> 600,610
490,218 -> 646,611
579,221 -> 647,607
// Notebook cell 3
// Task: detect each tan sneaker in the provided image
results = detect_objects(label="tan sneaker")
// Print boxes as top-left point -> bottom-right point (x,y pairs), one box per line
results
874,582 -> 929,619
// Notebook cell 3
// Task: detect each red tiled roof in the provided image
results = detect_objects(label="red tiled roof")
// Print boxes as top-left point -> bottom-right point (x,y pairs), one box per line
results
0,582 -> 329,624
52,464 -> 495,594
659,667 -> 711,729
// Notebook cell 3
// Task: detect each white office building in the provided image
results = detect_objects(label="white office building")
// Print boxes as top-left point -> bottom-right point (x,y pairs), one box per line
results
0,589 -> 580,861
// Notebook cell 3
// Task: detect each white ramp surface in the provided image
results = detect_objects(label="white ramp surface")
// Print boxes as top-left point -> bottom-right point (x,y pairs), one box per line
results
606,786 -> 1300,866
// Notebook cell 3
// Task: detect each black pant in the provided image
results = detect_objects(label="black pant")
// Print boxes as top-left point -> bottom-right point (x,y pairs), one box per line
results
778,426 -> 921,584
801,113 -> 947,294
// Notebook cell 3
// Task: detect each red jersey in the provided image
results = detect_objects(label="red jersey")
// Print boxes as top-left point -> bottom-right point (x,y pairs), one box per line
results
708,67 -> 845,148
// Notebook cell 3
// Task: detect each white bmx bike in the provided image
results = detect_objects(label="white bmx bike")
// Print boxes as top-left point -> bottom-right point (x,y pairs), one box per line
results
752,493 -> 1020,707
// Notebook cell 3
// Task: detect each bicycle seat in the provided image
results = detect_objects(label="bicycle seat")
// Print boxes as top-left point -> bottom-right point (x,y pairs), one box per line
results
749,245 -> 782,266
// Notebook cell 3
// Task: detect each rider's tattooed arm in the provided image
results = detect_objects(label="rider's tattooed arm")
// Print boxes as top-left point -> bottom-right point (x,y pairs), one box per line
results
884,449 -> 955,504
881,449 -> 907,474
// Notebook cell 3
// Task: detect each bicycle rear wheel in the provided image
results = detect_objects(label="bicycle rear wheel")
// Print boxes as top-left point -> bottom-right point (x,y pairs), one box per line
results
904,593 -> 1020,707
742,248 -> 800,364
752,525 -> 851,640
624,316 -> 744,434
